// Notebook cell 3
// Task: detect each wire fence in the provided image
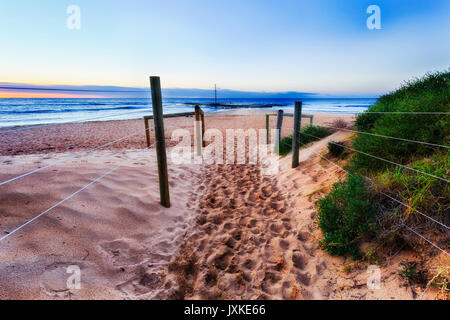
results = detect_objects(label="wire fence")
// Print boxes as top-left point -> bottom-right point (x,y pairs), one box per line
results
0,107 -> 188,243
0,95 -> 448,264
319,125 -> 449,150
0,78 -> 185,247
286,136 -> 450,257
0,143 -> 156,242
0,103 -> 195,242
276,111 -> 449,257
0,126 -> 152,186
0,90 -> 205,250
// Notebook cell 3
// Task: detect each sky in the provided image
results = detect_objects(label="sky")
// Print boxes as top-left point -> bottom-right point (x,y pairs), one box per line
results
0,0 -> 449,98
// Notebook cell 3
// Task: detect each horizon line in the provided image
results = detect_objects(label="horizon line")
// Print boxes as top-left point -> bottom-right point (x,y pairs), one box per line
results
0,82 -> 379,99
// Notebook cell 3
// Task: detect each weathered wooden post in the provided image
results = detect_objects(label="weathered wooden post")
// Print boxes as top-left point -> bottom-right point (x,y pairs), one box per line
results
274,110 -> 284,152
265,114 -> 270,144
144,116 -> 151,147
292,101 -> 302,168
194,105 -> 204,156
200,110 -> 205,148
150,76 -> 170,208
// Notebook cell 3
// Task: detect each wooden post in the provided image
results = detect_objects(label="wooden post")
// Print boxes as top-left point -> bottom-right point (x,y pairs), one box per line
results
275,110 -> 284,152
150,76 -> 170,208
201,113 -> 205,147
144,117 -> 151,147
292,101 -> 302,168
194,105 -> 203,156
309,115 -> 313,126
265,114 -> 269,144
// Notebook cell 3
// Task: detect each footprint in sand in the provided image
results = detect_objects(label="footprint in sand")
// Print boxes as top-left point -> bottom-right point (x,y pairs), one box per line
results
116,269 -> 166,297
296,272 -> 311,286
292,252 -> 307,270
279,239 -> 290,250
99,239 -> 148,267
40,261 -> 98,298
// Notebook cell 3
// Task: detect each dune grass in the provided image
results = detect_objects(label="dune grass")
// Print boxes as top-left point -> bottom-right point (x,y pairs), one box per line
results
316,70 -> 450,258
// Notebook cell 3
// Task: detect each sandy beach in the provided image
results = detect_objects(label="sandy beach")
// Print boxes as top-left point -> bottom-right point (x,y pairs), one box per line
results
0,111 -> 355,156
0,111 -> 440,299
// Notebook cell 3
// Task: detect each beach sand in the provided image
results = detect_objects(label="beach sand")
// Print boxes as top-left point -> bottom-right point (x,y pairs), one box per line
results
0,111 -> 439,299
0,112 -> 355,156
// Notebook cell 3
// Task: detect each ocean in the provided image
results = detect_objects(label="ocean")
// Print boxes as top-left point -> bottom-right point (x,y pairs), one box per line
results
0,97 -> 377,128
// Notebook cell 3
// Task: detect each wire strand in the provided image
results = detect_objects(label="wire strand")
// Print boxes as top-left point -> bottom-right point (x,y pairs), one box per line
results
376,190 -> 449,231
295,139 -> 450,254
300,131 -> 449,183
320,125 -> 449,149
297,139 -> 449,231
402,224 -> 450,257
0,127 -> 151,186
354,112 -> 450,115
0,144 -> 155,243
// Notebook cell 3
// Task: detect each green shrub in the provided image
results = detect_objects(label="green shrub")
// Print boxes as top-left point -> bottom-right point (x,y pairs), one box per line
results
316,175 -> 376,258
302,125 -> 334,144
355,111 -> 379,131
328,141 -> 344,157
278,135 -> 292,156
277,125 -> 333,156
399,262 -> 428,286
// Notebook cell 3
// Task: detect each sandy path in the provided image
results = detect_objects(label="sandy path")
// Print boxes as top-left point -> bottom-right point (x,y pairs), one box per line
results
162,131 -> 436,300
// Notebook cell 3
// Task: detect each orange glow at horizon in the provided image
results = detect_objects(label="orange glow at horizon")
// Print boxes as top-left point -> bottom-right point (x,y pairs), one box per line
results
0,92 -> 102,98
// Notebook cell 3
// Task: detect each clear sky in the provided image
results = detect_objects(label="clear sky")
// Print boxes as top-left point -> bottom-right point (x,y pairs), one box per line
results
0,0 -> 449,97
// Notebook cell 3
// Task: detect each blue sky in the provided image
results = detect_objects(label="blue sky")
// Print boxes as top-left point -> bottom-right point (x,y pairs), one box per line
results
0,0 -> 448,97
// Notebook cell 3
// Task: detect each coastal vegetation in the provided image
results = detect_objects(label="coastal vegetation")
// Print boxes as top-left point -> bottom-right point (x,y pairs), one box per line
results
316,70 -> 449,259
278,125 -> 333,156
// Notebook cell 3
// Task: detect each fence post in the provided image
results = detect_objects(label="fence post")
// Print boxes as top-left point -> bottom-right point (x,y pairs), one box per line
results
292,101 -> 302,168
144,116 -> 151,147
265,114 -> 269,144
275,110 -> 284,152
194,105 -> 203,156
150,76 -> 170,208
201,111 -> 205,148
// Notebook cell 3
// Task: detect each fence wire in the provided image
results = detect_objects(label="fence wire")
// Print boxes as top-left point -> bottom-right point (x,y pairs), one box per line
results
0,143 -> 156,243
295,138 -> 449,257
0,127 -> 152,186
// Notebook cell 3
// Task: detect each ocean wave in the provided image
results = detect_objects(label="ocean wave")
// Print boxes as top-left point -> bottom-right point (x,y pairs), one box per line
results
0,97 -> 376,128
